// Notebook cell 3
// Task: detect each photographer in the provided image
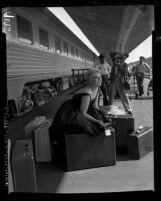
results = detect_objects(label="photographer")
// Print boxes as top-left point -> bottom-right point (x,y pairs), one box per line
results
109,53 -> 132,114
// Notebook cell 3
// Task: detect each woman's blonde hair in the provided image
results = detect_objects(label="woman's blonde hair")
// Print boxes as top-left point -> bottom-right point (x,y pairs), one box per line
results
85,68 -> 101,82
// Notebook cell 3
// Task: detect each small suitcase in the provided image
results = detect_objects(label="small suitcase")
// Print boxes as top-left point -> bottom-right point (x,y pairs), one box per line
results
62,76 -> 69,90
34,119 -> 53,162
25,116 -> 46,138
127,127 -> 153,159
11,139 -> 37,192
111,115 -> 135,153
59,127 -> 116,171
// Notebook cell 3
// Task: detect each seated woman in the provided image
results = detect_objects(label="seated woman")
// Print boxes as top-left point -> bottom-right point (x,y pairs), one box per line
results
49,68 -> 111,143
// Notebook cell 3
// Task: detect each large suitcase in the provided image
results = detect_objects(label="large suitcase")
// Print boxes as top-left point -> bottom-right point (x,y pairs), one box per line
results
59,127 -> 116,171
11,139 -> 37,192
25,116 -> 46,138
111,115 -> 135,153
127,127 -> 153,159
100,105 -> 127,115
8,139 -> 14,193
34,119 -> 53,162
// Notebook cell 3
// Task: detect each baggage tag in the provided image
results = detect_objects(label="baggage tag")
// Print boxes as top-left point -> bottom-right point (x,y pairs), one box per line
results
105,128 -> 111,136
136,125 -> 144,134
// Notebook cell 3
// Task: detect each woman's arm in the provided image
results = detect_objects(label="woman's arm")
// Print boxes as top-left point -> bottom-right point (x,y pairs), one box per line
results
93,91 -> 100,110
80,95 -> 105,128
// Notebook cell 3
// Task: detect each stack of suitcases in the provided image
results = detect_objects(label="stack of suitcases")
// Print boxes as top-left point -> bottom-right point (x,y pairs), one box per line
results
100,105 -> 153,157
11,116 -> 54,192
111,115 -> 153,158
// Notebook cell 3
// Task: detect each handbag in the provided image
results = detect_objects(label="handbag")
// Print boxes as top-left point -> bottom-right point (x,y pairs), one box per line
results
123,76 -> 131,90
123,80 -> 130,90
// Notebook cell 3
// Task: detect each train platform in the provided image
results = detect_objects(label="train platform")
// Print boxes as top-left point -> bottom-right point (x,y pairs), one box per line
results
8,79 -> 154,193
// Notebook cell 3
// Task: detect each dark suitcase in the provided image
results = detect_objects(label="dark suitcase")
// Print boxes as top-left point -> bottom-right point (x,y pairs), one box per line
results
11,139 -> 37,192
127,127 -> 153,159
34,119 -> 53,162
8,139 -> 14,193
59,127 -> 116,171
111,115 -> 135,153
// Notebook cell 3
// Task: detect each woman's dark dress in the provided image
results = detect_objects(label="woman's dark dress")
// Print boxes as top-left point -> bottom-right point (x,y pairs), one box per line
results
49,91 -> 107,143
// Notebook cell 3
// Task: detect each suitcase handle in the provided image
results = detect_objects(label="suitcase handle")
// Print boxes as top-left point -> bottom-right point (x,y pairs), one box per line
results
24,144 -> 31,148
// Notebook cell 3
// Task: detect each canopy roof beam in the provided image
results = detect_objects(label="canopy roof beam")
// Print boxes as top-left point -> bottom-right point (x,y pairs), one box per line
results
116,6 -> 141,53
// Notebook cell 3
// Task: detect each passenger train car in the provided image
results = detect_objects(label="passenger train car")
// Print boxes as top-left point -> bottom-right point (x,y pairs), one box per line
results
3,7 -> 96,118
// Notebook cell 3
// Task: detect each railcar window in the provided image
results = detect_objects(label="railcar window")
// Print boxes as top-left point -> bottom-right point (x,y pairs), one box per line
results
16,15 -> 33,45
63,41 -> 68,56
39,28 -> 49,50
85,55 -> 87,62
75,48 -> 79,58
86,55 -> 88,62
78,50 -> 82,60
82,52 -> 85,61
55,36 -> 61,53
71,46 -> 75,57
87,55 -> 89,61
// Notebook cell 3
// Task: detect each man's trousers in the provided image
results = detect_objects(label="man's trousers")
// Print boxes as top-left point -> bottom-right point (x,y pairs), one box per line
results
109,77 -> 132,113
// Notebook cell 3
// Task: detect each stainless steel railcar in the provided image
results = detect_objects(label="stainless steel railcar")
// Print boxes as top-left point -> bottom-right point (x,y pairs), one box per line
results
3,7 -> 96,118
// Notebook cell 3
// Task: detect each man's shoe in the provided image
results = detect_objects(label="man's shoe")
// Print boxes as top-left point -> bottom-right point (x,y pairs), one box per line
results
126,111 -> 133,115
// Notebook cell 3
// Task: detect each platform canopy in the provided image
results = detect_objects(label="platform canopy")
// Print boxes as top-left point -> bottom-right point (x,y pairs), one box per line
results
65,5 -> 154,57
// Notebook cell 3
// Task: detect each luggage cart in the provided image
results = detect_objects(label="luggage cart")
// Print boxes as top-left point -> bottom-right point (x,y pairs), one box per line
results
129,74 -> 139,99
124,73 -> 138,100
147,75 -> 153,98
130,73 -> 152,99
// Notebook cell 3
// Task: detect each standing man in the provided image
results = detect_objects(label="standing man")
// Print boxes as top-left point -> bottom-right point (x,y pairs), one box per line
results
134,56 -> 151,97
96,53 -> 111,105
109,52 -> 132,114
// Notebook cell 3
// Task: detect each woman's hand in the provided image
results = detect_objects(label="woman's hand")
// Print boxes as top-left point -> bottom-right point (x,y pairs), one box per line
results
97,120 -> 108,129
104,122 -> 112,128
105,116 -> 112,122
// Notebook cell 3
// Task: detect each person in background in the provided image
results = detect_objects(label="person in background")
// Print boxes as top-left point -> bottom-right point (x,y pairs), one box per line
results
109,52 -> 132,114
95,53 -> 111,105
134,56 -> 151,97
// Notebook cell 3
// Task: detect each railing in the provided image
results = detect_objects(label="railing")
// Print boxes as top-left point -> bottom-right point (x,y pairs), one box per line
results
71,68 -> 89,86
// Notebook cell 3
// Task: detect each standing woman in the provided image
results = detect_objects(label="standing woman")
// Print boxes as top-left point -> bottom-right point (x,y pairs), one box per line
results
50,68 -> 111,143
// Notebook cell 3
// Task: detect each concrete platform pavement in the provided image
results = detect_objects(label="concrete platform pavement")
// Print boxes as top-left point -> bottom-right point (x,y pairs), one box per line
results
36,152 -> 154,193
114,98 -> 153,129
